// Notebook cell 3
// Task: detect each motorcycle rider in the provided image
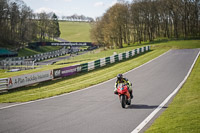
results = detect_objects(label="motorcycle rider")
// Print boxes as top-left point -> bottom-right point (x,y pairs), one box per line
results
114,74 -> 133,99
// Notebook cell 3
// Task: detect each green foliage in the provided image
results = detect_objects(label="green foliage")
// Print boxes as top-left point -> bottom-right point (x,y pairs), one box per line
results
50,13 -> 61,38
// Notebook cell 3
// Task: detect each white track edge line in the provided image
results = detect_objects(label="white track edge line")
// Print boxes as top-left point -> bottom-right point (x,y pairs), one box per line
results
0,49 -> 171,110
131,50 -> 200,133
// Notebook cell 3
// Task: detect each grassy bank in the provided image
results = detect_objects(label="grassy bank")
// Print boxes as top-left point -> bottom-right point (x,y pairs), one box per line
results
59,21 -> 91,42
152,39 -> 200,49
18,46 -> 62,57
145,52 -> 200,133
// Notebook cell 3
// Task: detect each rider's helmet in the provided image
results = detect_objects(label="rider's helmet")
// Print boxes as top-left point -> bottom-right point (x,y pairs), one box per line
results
117,74 -> 123,81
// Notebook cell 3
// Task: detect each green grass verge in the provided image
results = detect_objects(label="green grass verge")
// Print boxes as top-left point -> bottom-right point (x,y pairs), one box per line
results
18,47 -> 40,56
145,53 -> 200,133
152,39 -> 200,49
18,46 -> 62,57
134,38 -> 200,49
59,21 -> 91,42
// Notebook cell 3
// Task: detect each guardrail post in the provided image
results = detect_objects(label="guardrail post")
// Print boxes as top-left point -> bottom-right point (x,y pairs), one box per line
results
106,57 -> 111,65
129,51 -> 132,57
114,55 -> 119,62
95,60 -> 100,69
81,63 -> 88,72
122,53 -> 126,60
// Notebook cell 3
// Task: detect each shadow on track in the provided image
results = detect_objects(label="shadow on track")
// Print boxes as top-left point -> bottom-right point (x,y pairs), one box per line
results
127,104 -> 167,109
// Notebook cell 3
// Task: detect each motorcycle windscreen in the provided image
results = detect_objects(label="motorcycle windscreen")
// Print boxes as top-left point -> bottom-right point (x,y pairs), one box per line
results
117,83 -> 125,90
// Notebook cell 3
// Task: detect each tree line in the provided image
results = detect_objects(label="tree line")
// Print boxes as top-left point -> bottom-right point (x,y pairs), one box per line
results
90,0 -> 200,48
0,0 -> 60,49
61,14 -> 94,22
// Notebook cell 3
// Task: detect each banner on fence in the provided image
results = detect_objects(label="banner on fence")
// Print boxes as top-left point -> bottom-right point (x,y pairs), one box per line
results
60,65 -> 81,77
29,42 -> 94,47
7,70 -> 53,89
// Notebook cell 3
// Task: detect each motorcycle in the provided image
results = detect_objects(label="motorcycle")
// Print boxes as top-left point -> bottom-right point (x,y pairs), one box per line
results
117,83 -> 131,108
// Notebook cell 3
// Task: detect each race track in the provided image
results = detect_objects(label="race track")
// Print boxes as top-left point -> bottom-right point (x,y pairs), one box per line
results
0,49 -> 199,133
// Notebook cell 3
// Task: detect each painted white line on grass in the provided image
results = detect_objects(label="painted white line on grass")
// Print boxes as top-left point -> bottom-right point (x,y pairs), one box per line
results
0,49 -> 170,110
131,50 -> 200,133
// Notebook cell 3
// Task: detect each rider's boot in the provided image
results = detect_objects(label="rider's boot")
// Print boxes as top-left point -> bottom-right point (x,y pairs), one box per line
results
114,89 -> 118,95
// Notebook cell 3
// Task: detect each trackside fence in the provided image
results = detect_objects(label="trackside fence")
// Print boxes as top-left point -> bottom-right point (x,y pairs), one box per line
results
0,46 -> 150,91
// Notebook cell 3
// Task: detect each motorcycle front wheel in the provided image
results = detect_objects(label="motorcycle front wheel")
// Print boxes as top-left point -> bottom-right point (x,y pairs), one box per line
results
120,95 -> 126,108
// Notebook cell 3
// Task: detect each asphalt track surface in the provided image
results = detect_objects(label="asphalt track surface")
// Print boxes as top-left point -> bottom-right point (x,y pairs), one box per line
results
0,49 -> 199,133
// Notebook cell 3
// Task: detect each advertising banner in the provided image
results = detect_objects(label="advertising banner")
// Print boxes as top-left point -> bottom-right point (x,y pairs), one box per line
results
8,70 -> 53,89
29,42 -> 93,47
60,65 -> 81,77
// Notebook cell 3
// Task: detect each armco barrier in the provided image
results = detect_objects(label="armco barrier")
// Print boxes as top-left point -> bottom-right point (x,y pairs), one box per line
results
0,46 -> 150,90
78,45 -> 150,73
51,45 -> 150,79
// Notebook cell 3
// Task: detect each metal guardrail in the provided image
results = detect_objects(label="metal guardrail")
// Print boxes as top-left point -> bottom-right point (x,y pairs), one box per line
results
81,46 -> 150,72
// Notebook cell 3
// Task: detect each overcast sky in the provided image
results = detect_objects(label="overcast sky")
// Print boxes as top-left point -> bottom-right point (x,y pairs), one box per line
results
23,0 -> 132,19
